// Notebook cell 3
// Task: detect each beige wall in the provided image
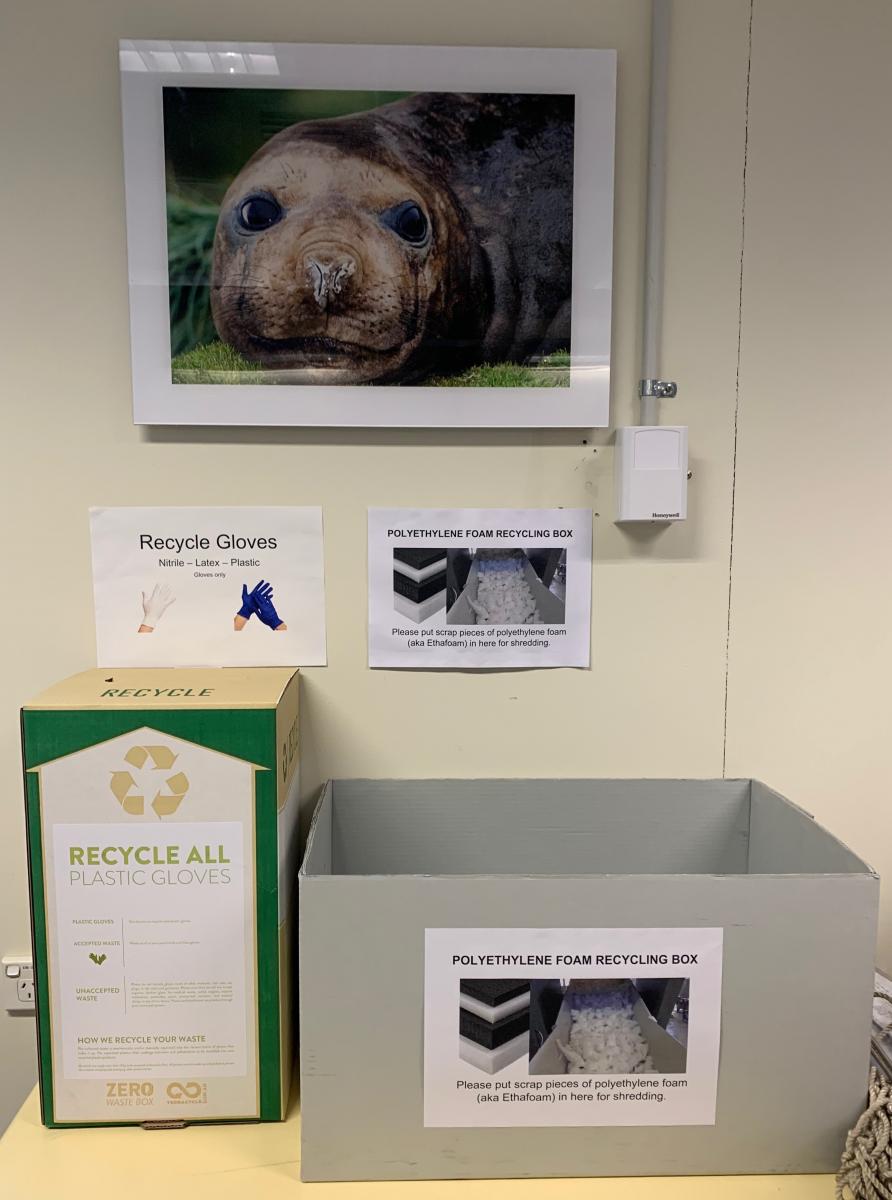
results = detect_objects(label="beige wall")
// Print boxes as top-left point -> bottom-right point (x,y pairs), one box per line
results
0,0 -> 886,1132
725,0 -> 892,952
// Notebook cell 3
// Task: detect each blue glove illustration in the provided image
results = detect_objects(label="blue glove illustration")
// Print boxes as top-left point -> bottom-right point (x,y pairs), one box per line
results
233,581 -> 287,632
237,584 -> 255,619
251,580 -> 287,631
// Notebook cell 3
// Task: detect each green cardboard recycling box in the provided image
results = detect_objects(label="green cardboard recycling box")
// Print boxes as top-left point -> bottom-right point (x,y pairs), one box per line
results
21,667 -> 299,1127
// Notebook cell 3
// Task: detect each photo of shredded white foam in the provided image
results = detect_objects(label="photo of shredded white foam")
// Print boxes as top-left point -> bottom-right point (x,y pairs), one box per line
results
528,978 -> 688,1075
558,988 -> 654,1074
446,547 -> 566,626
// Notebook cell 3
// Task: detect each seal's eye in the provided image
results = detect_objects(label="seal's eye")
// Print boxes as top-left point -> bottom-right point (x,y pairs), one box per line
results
381,201 -> 430,246
236,195 -> 282,232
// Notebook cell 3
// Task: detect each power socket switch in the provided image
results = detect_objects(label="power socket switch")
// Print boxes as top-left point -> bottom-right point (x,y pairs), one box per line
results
3,955 -> 35,1013
614,425 -> 688,522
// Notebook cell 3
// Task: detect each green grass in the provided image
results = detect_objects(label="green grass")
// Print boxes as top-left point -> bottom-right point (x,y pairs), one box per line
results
172,341 -> 261,384
428,350 -> 571,388
171,343 -> 572,387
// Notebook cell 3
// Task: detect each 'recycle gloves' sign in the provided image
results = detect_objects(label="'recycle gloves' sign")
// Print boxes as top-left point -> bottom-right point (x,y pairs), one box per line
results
90,506 -> 326,667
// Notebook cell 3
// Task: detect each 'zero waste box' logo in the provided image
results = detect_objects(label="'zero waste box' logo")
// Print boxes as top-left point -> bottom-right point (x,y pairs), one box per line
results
109,744 -> 190,818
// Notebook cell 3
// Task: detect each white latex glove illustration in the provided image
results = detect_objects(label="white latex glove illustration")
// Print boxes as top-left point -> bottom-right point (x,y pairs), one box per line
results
138,583 -> 175,632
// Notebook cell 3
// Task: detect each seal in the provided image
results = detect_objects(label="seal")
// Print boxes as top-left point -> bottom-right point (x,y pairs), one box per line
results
210,92 -> 574,385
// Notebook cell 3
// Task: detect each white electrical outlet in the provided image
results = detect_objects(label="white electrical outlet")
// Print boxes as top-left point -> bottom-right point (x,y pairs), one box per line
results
3,955 -> 35,1014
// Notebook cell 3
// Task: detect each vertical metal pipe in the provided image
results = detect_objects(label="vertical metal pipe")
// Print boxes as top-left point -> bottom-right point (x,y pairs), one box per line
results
640,0 -> 672,425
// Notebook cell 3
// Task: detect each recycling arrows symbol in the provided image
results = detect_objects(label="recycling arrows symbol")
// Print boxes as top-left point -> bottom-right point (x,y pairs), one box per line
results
109,745 -> 189,819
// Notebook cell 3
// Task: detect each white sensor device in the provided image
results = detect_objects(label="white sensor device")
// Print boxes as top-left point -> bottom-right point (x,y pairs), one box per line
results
614,425 -> 688,522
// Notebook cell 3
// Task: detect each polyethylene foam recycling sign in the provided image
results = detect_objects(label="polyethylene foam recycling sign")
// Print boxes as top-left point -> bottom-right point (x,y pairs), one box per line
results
424,927 -> 724,1129
109,744 -> 190,819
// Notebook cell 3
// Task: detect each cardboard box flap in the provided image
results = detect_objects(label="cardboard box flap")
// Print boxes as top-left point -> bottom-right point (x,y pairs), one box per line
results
24,667 -> 298,710
301,779 -> 875,878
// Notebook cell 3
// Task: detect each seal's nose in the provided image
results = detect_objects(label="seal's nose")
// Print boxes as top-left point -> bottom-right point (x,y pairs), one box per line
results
305,255 -> 356,311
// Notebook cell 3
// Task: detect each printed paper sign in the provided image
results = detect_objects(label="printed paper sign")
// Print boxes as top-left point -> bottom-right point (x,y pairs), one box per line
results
424,927 -> 723,1128
368,508 -> 592,668
91,506 -> 326,666
37,727 -> 258,1122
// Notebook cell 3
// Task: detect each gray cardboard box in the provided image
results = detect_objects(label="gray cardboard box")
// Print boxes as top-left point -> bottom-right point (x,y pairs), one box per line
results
298,779 -> 878,1182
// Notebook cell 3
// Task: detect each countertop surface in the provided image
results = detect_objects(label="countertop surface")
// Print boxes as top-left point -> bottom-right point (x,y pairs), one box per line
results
0,1086 -> 839,1199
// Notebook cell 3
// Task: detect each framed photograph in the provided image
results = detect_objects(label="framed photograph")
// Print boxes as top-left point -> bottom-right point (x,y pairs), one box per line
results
120,41 -> 616,427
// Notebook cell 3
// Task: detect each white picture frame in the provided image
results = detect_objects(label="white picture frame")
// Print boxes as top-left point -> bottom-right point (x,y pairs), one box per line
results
120,40 -> 616,428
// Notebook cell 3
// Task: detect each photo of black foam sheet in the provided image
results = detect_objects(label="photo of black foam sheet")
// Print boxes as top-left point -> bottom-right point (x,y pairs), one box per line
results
393,547 -> 447,624
459,979 -> 531,1074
